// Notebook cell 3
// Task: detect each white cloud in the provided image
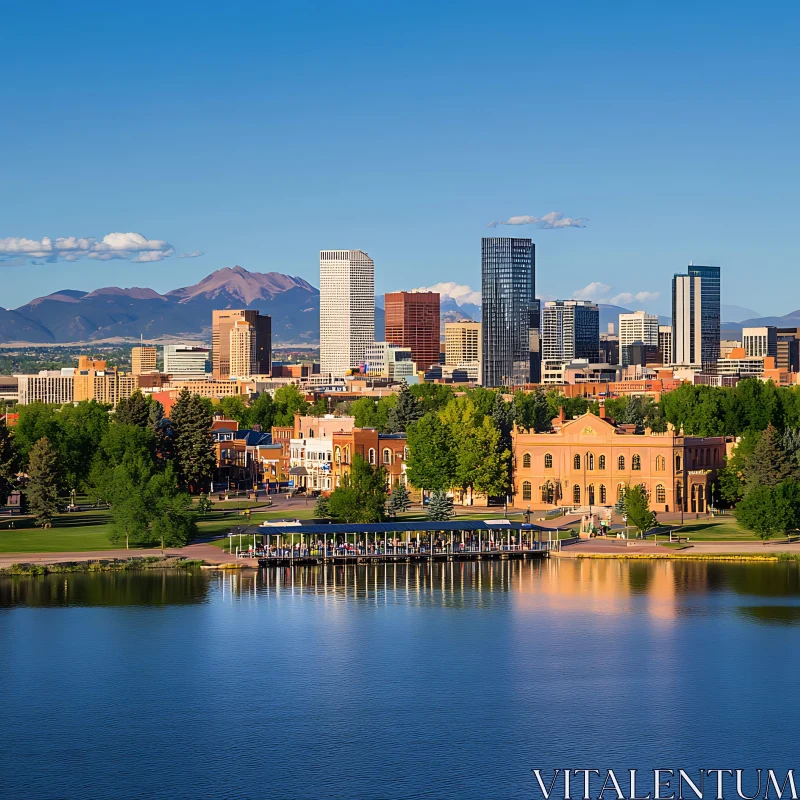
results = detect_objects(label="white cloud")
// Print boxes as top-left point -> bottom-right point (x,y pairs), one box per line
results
571,282 -> 660,307
178,250 -> 204,258
0,232 -> 175,264
488,211 -> 587,229
414,281 -> 481,306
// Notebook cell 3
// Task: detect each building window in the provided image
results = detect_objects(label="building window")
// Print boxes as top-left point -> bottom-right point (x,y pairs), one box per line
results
588,484 -> 595,505
368,448 -> 376,465
334,446 -> 341,463
617,483 -> 626,501
587,453 -> 594,470
522,453 -> 531,469
656,484 -> 666,504
383,448 -> 391,465
598,455 -> 606,470
403,447 -> 409,460
675,455 -> 681,472
599,484 -> 607,504
618,455 -> 625,471
655,455 -> 665,471
544,453 -> 553,469
676,481 -> 683,505
632,454 -> 641,471
574,454 -> 581,470
573,484 -> 581,504
522,481 -> 532,501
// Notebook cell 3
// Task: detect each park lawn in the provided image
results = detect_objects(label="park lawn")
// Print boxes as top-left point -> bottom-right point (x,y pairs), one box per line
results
0,509 -> 116,553
671,518 -> 761,541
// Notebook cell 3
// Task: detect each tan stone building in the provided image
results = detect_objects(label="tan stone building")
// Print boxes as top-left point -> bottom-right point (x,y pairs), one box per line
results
131,346 -> 158,375
512,410 -> 726,514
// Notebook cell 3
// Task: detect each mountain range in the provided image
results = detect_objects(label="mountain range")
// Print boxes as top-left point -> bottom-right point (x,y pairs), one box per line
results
0,265 -> 794,345
0,266 -> 320,345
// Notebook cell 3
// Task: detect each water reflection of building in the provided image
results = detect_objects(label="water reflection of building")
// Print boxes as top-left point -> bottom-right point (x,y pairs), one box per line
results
512,410 -> 726,513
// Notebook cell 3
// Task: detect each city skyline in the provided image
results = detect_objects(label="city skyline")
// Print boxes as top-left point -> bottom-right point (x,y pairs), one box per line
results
2,3 -> 799,314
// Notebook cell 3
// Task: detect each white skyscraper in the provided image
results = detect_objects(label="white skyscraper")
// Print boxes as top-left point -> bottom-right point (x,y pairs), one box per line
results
619,311 -> 659,366
320,250 -> 375,377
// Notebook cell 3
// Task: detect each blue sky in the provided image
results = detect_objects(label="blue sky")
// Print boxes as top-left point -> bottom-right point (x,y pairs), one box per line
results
2,0 -> 799,316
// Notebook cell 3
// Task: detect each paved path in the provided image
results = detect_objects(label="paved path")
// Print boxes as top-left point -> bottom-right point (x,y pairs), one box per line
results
0,543 -> 258,570
555,538 -> 800,557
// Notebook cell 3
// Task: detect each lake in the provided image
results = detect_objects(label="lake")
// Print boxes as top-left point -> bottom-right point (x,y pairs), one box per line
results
1,559 -> 799,799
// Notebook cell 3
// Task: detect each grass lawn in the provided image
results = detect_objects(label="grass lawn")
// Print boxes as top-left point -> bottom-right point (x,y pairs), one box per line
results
669,518 -> 761,541
0,509 -> 116,553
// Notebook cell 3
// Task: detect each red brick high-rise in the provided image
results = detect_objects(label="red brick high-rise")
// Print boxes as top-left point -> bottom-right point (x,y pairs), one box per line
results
384,291 -> 440,372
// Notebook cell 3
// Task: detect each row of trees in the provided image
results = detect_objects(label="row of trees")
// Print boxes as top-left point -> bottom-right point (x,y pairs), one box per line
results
0,389 -> 218,542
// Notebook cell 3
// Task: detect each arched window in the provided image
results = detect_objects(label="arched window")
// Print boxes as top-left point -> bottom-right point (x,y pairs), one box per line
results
541,483 -> 555,504
573,484 -> 581,504
522,453 -> 531,469
588,453 -> 594,470
588,484 -> 595,505
334,446 -> 341,463
403,447 -> 409,460
656,484 -> 666,504
544,453 -> 553,469
617,483 -> 627,501
522,481 -> 532,501
344,446 -> 350,464
598,455 -> 606,470
599,484 -> 607,504
655,455 -> 665,471
675,455 -> 681,472
618,455 -> 626,471
574,454 -> 581,470
382,448 -> 391,464
632,454 -> 641,471
368,448 -> 376,465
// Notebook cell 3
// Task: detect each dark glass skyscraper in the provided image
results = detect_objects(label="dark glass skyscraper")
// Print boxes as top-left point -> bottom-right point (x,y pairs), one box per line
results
672,264 -> 720,367
481,237 -> 537,387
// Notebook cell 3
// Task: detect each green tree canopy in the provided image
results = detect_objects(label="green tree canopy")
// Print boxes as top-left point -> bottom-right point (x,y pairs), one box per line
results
272,384 -> 309,426
405,413 -> 456,492
387,382 -> 423,433
327,455 -> 387,523
426,489 -> 454,521
736,481 -> 800,543
26,437 -> 61,528
624,485 -> 657,534
115,391 -> 150,427
171,389 -> 216,492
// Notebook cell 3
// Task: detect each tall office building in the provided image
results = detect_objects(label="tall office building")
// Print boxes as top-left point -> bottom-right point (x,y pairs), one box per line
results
541,301 -> 600,363
228,319 -> 257,379
320,250 -> 375,377
777,328 -> 800,372
131,345 -> 157,375
742,326 -> 777,359
211,310 -> 271,379
445,321 -> 482,382
619,311 -> 659,366
658,325 -> 674,366
672,264 -> 721,368
384,291 -> 440,372
163,344 -> 211,378
481,238 -> 538,387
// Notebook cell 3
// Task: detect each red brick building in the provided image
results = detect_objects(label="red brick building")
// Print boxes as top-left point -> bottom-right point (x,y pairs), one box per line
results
384,291 -> 440,372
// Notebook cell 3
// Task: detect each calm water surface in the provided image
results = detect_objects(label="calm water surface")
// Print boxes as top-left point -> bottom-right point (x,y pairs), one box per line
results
1,559 -> 799,799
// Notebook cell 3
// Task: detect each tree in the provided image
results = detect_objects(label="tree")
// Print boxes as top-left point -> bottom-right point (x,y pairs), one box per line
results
743,423 -> 800,491
26,437 -> 61,528
171,389 -> 216,492
248,391 -> 275,431
624,485 -> 657,534
387,481 -> 411,518
272,384 -> 309,426
197,495 -> 213,515
327,455 -> 387,523
736,482 -> 800,544
308,396 -> 329,417
513,390 -> 550,433
427,490 -> 453,521
148,463 -> 197,549
387,382 -> 423,433
115,391 -> 150,427
218,396 -> 250,427
314,494 -> 331,519
405,414 -> 457,492
455,416 -> 510,501
0,423 -> 18,505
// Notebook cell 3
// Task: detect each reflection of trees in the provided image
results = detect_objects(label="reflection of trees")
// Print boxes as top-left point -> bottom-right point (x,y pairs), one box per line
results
0,570 -> 211,608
